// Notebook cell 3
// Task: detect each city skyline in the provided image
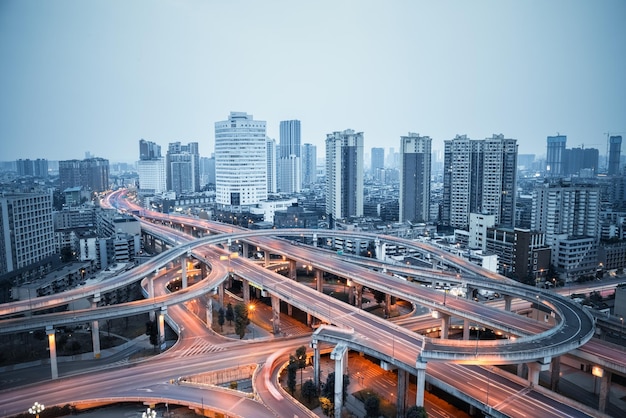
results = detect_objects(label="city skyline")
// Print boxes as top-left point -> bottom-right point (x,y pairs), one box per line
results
1,1 -> 625,162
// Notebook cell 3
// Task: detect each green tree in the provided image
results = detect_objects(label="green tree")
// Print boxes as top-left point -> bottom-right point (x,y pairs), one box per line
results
218,307 -> 225,331
364,393 -> 380,417
225,302 -> 234,325
295,345 -> 307,385
234,303 -> 249,339
323,372 -> 350,402
145,320 -> 158,348
301,379 -> 317,403
406,405 -> 428,418
287,358 -> 298,395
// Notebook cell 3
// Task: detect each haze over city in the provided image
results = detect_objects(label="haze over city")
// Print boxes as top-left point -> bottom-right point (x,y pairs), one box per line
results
1,0 -> 625,162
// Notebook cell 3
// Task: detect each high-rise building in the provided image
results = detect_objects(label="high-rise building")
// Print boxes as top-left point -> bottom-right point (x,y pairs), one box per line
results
371,147 -> 385,175
0,192 -> 56,276
166,142 -> 200,195
399,133 -> 431,223
546,135 -> 567,177
608,135 -> 622,176
442,134 -> 517,230
59,157 -> 110,193
16,159 -> 34,176
33,159 -> 48,179
200,156 -> 216,187
301,143 -> 317,188
266,137 -> 277,194
215,112 -> 267,207
139,139 -> 162,160
564,147 -> 599,176
325,129 -> 364,221
278,120 -> 301,193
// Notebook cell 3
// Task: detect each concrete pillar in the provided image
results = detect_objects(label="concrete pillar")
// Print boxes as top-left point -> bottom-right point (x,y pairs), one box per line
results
307,312 -> 312,327
331,343 -> 348,418
440,313 -> 450,339
527,361 -> 549,386
149,273 -> 156,322
158,307 -> 167,351
467,286 -> 474,300
242,278 -> 250,304
206,299 -> 213,329
313,342 -> 321,391
504,295 -> 513,311
375,238 -> 386,261
517,363 -> 527,379
397,368 -> 408,417
242,242 -> 249,258
313,232 -> 318,247
218,283 -> 224,307
599,369 -> 612,413
264,251 -> 270,267
289,259 -> 297,281
355,284 -> 363,309
271,294 -> 281,334
550,356 -> 560,392
46,325 -> 58,379
181,255 -> 188,289
415,362 -> 427,407
463,318 -> 470,340
315,269 -> 323,292
348,285 -> 355,305
287,302 -> 293,316
90,294 -> 101,359
384,293 -> 391,318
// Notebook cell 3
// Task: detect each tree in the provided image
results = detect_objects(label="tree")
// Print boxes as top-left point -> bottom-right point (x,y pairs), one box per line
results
319,396 -> 334,417
295,345 -> 307,385
406,405 -> 428,418
287,358 -> 298,395
233,303 -> 249,339
363,393 -> 380,417
301,379 -> 317,403
225,303 -> 234,325
145,320 -> 158,348
217,307 -> 225,331
324,372 -> 350,402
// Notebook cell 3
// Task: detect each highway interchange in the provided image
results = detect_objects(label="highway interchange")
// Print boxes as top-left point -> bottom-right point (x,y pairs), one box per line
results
0,189 -> 620,417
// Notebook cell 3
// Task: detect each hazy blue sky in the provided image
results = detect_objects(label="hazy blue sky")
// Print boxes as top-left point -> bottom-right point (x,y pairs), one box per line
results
1,0 -> 625,162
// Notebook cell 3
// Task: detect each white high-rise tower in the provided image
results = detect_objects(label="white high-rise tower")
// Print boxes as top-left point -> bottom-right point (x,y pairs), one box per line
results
215,112 -> 267,207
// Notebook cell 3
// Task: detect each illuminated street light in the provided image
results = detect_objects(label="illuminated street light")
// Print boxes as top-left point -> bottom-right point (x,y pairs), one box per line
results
142,407 -> 157,418
248,303 -> 256,339
29,402 -> 44,418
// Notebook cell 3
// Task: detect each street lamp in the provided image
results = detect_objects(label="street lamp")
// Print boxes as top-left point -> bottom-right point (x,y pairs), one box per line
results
29,402 -> 44,418
142,407 -> 156,418
248,303 -> 256,339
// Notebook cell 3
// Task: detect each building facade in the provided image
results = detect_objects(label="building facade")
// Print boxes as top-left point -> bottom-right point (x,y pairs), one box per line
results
325,129 -> 364,221
301,143 -> 317,188
546,135 -> 567,177
166,142 -> 200,195
278,120 -> 301,194
215,112 -> 267,207
399,133 -> 431,223
59,158 -> 110,193
608,135 -> 622,176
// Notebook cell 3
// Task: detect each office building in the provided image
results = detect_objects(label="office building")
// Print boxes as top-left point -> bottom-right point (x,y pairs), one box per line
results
200,156 -> 216,187
0,192 -> 56,276
139,139 -> 162,161
215,112 -> 267,207
608,135 -> 622,176
546,135 -> 567,177
325,129 -> 364,221
59,158 -> 110,193
137,158 -> 166,195
301,143 -> 317,188
266,138 -> 277,194
564,147 -> 599,176
371,147 -> 385,175
278,120 -> 301,194
15,159 -> 47,178
442,134 -> 517,230
399,133 -> 431,223
166,142 -> 200,195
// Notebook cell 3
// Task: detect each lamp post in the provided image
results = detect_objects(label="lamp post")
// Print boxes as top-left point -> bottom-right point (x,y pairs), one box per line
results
248,303 -> 256,339
29,402 -> 44,418
142,407 -> 156,418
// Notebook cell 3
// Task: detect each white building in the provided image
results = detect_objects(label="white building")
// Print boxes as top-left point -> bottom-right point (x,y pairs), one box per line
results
137,157 -> 167,195
215,112 -> 267,207
468,213 -> 496,251
250,198 -> 298,223
325,129 -> 364,221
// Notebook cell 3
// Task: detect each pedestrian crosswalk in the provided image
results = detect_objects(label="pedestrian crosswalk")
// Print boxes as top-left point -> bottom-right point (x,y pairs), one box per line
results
174,337 -> 225,358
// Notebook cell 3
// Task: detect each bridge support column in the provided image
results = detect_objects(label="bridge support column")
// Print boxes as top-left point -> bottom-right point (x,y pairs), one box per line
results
527,361 -> 550,386
397,368 -> 408,417
355,284 -> 363,309
90,293 -> 101,359
599,369 -> 612,413
415,361 -> 427,407
242,278 -> 250,304
218,283 -> 224,307
439,313 -> 450,339
46,325 -> 58,379
264,252 -> 270,267
375,238 -> 386,261
206,299 -> 213,329
550,356 -> 560,392
242,242 -> 249,258
331,343 -> 348,418
312,341 -> 320,391
463,318 -> 470,340
504,295 -> 512,311
307,312 -> 312,327
466,286 -> 474,300
289,259 -> 297,281
271,294 -> 281,334
181,254 -> 188,289
148,272 -> 156,321
384,293 -> 391,318
158,307 -> 167,352
313,233 -> 318,247
315,270 -> 323,292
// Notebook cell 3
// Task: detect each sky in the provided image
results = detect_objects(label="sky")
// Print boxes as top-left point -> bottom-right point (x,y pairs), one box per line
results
1,0 -> 625,163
